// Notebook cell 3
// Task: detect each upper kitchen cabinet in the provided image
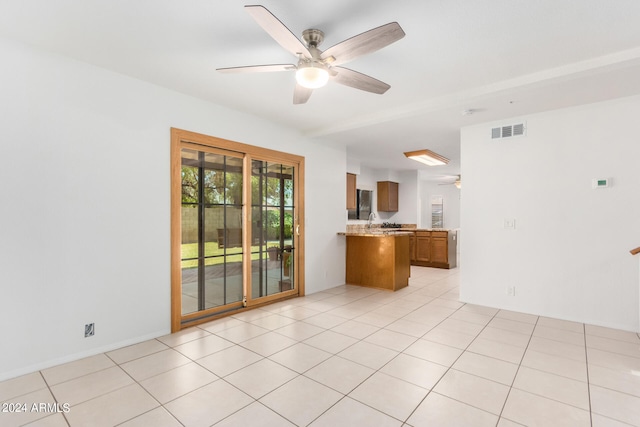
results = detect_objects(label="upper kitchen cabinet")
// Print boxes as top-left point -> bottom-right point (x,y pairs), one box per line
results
377,181 -> 398,212
346,173 -> 356,210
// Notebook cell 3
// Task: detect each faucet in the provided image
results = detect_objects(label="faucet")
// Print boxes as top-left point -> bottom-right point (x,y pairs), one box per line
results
367,212 -> 376,229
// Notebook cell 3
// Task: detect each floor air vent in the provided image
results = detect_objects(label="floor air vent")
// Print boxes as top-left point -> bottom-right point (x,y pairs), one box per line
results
491,122 -> 526,139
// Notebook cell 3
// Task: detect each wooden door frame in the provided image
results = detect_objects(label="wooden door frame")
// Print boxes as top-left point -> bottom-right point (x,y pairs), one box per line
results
170,128 -> 305,332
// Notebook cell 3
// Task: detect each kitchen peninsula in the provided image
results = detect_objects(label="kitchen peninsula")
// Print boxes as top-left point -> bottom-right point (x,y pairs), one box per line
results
339,230 -> 412,291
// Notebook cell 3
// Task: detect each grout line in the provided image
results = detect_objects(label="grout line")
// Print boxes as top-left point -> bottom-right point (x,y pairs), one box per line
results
583,323 -> 593,427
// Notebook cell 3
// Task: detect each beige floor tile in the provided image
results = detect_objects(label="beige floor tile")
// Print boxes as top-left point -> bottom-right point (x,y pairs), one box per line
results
260,376 -> 342,427
438,318 -> 485,336
197,316 -> 245,333
65,383 -> 159,427
590,384 -> 640,426
121,349 -> 191,382
537,316 -> 584,333
434,369 -> 510,415
269,343 -> 332,373
106,339 -> 168,364
489,317 -> 536,335
450,310 -> 493,326
513,366 -> 589,410
119,407 -> 182,427
303,312 -> 350,328
273,321 -> 325,341
279,306 -> 323,320
502,388 -> 590,427
521,349 -> 587,382
428,298 -> 466,310
588,348 -> 640,373
303,330 -> 358,354
384,318 -> 435,338
380,353 -> 448,389
214,402 -> 296,427
591,413 -> 637,427
478,326 -> 531,348
239,331 -> 297,357
304,356 -> 375,394
467,337 -> 526,364
495,310 -> 538,324
453,351 -> 518,385
407,392 -> 499,427
458,303 -> 500,317
212,323 -> 270,344
231,309 -> 272,322
196,345 -> 263,378
338,341 -> 399,370
139,362 -> 217,404
248,314 -> 298,330
50,365 -> 134,406
364,329 -> 416,352
309,396 -> 401,427
352,311 -> 398,327
423,326 -> 476,349
497,417 -> 527,426
0,388 -> 57,427
165,380 -> 253,427
23,413 -> 68,427
586,334 -> 640,359
156,327 -> 210,347
224,358 -> 297,399
527,336 -> 586,362
329,319 -> 379,339
586,324 -> 640,344
588,364 -> 640,398
404,339 -> 463,367
533,325 -> 585,346
41,354 -> 115,386
349,372 -> 428,421
174,334 -> 235,360
0,372 -> 46,401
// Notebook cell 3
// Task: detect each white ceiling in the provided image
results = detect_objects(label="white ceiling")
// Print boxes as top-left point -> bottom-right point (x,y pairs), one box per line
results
2,0 -> 640,178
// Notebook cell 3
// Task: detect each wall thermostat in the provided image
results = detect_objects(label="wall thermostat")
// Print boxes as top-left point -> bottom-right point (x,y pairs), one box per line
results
592,178 -> 610,189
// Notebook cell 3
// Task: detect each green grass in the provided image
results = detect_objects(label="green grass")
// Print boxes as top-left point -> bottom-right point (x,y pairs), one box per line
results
181,242 -> 277,268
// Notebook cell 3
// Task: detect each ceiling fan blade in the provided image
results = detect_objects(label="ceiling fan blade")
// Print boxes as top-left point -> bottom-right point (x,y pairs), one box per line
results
245,5 -> 311,58
321,22 -> 405,66
331,67 -> 390,94
217,64 -> 295,73
293,84 -> 313,104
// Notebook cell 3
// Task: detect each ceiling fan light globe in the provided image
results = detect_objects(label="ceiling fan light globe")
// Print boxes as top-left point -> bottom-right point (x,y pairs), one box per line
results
296,65 -> 329,89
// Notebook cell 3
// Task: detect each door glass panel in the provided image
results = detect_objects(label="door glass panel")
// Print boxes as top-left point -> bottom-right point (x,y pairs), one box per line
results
251,160 -> 295,299
180,148 -> 243,316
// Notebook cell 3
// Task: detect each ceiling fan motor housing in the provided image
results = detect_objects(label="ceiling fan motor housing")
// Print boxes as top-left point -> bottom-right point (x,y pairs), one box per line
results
302,29 -> 325,48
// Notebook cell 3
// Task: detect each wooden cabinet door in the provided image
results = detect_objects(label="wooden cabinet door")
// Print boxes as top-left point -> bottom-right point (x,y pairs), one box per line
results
431,237 -> 448,264
415,233 -> 431,262
377,181 -> 399,212
409,233 -> 416,262
346,173 -> 356,210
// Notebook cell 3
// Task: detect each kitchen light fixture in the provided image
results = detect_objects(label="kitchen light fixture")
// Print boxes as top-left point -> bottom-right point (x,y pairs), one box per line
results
295,62 -> 329,89
404,149 -> 449,166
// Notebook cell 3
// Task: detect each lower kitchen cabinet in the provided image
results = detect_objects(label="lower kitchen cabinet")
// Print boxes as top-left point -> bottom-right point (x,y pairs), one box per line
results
410,230 -> 457,269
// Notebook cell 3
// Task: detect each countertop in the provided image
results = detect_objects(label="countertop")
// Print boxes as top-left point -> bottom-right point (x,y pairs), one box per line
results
338,228 -> 454,236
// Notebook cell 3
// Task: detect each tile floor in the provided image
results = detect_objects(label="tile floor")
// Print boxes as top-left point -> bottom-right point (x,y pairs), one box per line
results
2,266 -> 640,426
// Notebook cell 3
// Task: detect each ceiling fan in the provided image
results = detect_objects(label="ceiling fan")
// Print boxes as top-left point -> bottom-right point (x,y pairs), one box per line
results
438,175 -> 461,189
217,5 -> 405,104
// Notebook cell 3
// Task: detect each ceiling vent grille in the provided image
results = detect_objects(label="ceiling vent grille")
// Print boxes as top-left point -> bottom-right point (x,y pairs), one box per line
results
491,122 -> 526,139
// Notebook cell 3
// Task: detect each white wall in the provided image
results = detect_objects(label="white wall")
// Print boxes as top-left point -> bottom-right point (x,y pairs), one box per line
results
346,166 -> 419,225
0,37 -> 347,380
460,95 -> 640,332
418,180 -> 461,229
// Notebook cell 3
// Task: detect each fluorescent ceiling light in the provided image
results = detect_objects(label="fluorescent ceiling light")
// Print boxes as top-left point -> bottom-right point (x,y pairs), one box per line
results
404,149 -> 449,166
296,63 -> 329,89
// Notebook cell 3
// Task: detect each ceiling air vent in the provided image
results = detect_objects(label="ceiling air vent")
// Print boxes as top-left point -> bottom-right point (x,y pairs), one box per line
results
491,122 -> 526,139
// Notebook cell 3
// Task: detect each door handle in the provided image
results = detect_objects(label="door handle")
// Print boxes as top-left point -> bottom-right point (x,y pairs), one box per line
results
296,225 -> 300,236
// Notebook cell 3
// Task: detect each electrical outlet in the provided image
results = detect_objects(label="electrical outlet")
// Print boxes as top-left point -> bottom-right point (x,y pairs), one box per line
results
503,219 -> 516,229
84,323 -> 95,337
506,286 -> 516,296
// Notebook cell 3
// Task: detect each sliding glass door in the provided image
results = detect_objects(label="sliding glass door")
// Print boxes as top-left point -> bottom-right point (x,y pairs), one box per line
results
171,129 -> 304,331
